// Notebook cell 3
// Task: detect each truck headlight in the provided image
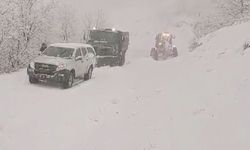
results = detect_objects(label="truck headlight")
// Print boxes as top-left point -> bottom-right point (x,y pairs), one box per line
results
56,64 -> 67,71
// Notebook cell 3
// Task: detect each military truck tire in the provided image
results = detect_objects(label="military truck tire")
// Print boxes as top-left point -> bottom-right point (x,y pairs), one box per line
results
119,55 -> 126,66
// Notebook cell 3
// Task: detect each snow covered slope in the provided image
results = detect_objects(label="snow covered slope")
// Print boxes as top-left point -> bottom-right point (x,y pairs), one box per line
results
192,21 -> 250,59
1,22 -> 250,150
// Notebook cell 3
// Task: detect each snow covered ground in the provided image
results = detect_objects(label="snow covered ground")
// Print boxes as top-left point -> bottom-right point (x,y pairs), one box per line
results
1,22 -> 250,150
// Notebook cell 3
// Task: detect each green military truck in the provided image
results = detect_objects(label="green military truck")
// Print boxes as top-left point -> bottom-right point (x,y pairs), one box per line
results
87,28 -> 129,67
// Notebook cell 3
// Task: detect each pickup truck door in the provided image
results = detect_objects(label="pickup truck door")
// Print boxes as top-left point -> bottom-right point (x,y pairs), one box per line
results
74,48 -> 85,78
87,47 -> 96,66
81,48 -> 89,74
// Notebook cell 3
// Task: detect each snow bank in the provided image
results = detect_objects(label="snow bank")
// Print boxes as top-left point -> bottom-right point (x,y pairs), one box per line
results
192,21 -> 250,59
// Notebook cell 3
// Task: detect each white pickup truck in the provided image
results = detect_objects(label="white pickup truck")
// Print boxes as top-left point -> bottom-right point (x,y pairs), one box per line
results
27,43 -> 96,89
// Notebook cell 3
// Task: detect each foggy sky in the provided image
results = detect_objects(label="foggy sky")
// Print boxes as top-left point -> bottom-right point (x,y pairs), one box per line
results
62,0 -> 218,15
61,0 -> 219,30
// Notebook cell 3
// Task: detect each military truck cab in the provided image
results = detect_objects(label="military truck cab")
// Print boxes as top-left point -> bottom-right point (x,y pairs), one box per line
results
87,28 -> 129,67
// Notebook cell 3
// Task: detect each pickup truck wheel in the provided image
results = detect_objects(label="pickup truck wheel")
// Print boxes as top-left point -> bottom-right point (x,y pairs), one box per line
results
62,72 -> 74,89
29,76 -> 38,84
84,66 -> 93,81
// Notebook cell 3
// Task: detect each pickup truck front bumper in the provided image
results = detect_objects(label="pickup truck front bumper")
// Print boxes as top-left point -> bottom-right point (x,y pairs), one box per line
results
27,66 -> 70,83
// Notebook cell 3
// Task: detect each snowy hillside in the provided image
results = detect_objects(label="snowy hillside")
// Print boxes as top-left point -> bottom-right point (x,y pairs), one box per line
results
1,21 -> 250,150
192,21 -> 250,59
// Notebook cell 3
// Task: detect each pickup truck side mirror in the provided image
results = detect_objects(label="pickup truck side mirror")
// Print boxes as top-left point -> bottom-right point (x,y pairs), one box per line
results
75,56 -> 83,61
83,33 -> 86,41
38,52 -> 42,56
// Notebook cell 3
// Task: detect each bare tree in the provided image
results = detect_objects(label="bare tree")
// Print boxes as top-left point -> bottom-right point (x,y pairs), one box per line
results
221,0 -> 250,19
83,9 -> 107,31
0,0 -> 56,72
57,6 -> 76,42
0,0 -> 12,46
95,9 -> 107,29
81,9 -> 108,42
193,0 -> 250,39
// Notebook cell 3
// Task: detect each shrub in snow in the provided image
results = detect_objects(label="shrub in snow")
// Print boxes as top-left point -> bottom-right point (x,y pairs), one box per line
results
189,40 -> 203,52
194,0 -> 250,39
243,41 -> 250,50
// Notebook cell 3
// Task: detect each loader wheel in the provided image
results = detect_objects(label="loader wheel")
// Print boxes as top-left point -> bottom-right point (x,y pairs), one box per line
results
150,48 -> 158,60
173,47 -> 178,57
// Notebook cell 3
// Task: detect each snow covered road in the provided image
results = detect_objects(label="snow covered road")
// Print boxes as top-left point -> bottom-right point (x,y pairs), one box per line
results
0,54 -> 250,150
1,21 -> 250,150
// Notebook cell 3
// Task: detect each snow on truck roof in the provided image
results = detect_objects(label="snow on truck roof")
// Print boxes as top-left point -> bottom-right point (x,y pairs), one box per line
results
50,43 -> 92,49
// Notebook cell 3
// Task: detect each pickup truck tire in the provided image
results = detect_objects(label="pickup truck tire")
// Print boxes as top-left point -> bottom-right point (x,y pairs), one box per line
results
62,72 -> 74,89
29,76 -> 39,84
84,66 -> 93,81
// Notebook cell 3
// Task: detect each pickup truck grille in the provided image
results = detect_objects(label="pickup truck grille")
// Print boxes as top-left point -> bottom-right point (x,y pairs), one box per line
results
34,63 -> 57,75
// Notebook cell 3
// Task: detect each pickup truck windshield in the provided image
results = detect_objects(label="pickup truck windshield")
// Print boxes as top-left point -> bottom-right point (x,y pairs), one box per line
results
43,46 -> 74,58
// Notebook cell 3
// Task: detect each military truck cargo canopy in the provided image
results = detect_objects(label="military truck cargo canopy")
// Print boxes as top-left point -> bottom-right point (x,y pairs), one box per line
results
89,30 -> 121,42
50,43 -> 93,49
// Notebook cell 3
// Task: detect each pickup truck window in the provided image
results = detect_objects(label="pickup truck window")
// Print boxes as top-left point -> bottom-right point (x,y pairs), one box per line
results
81,48 -> 87,56
75,49 -> 82,58
87,47 -> 95,55
43,46 -> 74,59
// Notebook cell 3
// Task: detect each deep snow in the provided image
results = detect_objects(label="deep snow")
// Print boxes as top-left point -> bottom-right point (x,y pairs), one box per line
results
1,21 -> 250,150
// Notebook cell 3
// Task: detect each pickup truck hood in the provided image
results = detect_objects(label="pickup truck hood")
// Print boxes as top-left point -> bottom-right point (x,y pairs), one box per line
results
34,56 -> 71,66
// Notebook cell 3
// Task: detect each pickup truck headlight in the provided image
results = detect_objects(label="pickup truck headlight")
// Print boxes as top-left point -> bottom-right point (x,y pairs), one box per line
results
56,64 -> 67,71
29,61 -> 35,69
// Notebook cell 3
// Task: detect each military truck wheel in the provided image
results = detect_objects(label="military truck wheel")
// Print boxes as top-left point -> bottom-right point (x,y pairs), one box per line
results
62,72 -> 74,89
119,55 -> 126,66
173,47 -> 178,57
29,76 -> 39,84
84,66 -> 93,81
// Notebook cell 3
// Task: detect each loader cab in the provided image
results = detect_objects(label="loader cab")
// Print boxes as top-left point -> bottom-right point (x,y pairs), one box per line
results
155,32 -> 174,48
151,32 -> 178,61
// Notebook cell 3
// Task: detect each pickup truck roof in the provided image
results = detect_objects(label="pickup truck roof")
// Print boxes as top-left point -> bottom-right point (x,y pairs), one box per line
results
50,43 -> 93,49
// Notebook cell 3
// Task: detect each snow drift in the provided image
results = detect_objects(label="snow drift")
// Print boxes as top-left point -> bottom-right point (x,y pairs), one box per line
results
192,21 -> 250,59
